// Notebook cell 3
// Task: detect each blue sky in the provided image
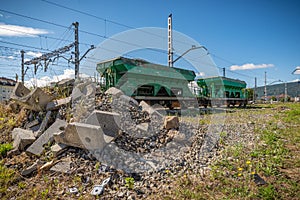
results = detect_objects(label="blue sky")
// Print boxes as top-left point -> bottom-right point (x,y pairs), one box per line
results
0,0 -> 300,87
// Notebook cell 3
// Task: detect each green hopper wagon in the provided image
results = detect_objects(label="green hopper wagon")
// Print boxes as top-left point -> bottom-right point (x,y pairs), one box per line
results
96,57 -> 196,107
196,76 -> 248,107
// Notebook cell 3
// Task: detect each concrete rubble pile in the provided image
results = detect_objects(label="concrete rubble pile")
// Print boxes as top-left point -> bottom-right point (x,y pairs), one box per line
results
6,79 -> 232,199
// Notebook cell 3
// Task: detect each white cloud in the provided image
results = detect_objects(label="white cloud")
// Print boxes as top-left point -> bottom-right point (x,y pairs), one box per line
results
195,72 -> 205,77
26,51 -> 43,58
25,69 -> 75,88
230,63 -> 274,71
292,66 -> 300,75
0,23 -> 49,37
24,69 -> 90,88
0,55 -> 17,60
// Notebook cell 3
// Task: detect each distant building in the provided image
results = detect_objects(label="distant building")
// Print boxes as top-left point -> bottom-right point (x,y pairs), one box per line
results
0,77 -> 16,102
254,81 -> 300,101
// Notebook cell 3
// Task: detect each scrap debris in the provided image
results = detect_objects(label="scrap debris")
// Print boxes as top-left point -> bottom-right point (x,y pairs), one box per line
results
3,78 -> 259,198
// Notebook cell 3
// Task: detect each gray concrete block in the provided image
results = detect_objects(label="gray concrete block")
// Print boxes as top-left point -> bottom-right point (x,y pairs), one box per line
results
25,119 -> 40,129
35,111 -> 52,138
10,83 -> 53,111
85,110 -> 120,137
105,87 -> 124,98
54,122 -> 114,150
21,162 -> 37,176
51,143 -> 68,157
46,96 -> 71,111
57,78 -> 74,88
12,128 -> 35,151
118,94 -> 139,107
139,100 -> 164,120
26,119 -> 67,156
50,158 -> 71,174
10,82 -> 30,99
136,123 -> 149,132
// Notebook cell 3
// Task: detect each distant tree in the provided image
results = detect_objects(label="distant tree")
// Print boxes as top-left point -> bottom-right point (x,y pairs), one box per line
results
271,96 -> 277,101
245,88 -> 254,101
279,95 -> 291,102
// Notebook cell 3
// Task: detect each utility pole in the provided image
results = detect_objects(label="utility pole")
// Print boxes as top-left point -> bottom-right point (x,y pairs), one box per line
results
285,82 -> 287,102
21,50 -> 25,83
264,71 -> 267,102
168,14 -> 173,67
73,22 -> 80,79
20,22 -> 94,82
254,77 -> 257,103
222,67 -> 226,77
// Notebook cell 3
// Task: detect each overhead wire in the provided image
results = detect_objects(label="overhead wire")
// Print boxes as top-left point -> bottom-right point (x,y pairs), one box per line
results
0,6 -> 270,85
41,0 -> 199,48
0,8 -> 170,57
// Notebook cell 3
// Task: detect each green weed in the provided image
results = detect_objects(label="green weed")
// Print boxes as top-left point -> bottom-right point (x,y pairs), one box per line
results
0,143 -> 13,157
125,177 -> 135,190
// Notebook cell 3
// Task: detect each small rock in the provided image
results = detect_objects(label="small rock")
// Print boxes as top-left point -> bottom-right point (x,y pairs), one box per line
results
50,158 -> 71,174
163,116 -> 179,130
117,192 -> 124,198
69,187 -> 78,194
253,173 -> 267,186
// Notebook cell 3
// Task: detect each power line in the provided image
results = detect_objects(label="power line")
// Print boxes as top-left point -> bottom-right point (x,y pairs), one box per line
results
0,9 -> 68,29
0,40 -> 51,51
0,25 -> 73,44
0,7 -> 266,84
0,8 -> 170,57
41,0 -> 135,30
41,0 -> 196,48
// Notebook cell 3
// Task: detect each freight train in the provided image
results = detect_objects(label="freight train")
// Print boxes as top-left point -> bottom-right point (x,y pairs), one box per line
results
96,57 -> 247,108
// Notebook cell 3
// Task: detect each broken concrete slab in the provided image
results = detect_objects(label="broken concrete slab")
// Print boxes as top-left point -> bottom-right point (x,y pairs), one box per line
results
10,83 -> 53,111
30,124 -> 41,132
11,128 -> 35,151
71,81 -> 96,122
21,162 -> 37,176
136,123 -> 149,132
114,94 -> 139,108
26,119 -> 67,156
50,158 -> 71,174
53,131 -> 64,144
10,82 -> 30,99
139,101 -> 164,118
25,119 -> 40,129
46,96 -> 71,111
54,122 -> 114,150
71,81 -> 95,101
57,78 -> 74,88
105,87 -> 124,98
35,111 -> 52,138
85,110 -> 120,137
51,143 -> 68,157
164,116 -> 179,130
